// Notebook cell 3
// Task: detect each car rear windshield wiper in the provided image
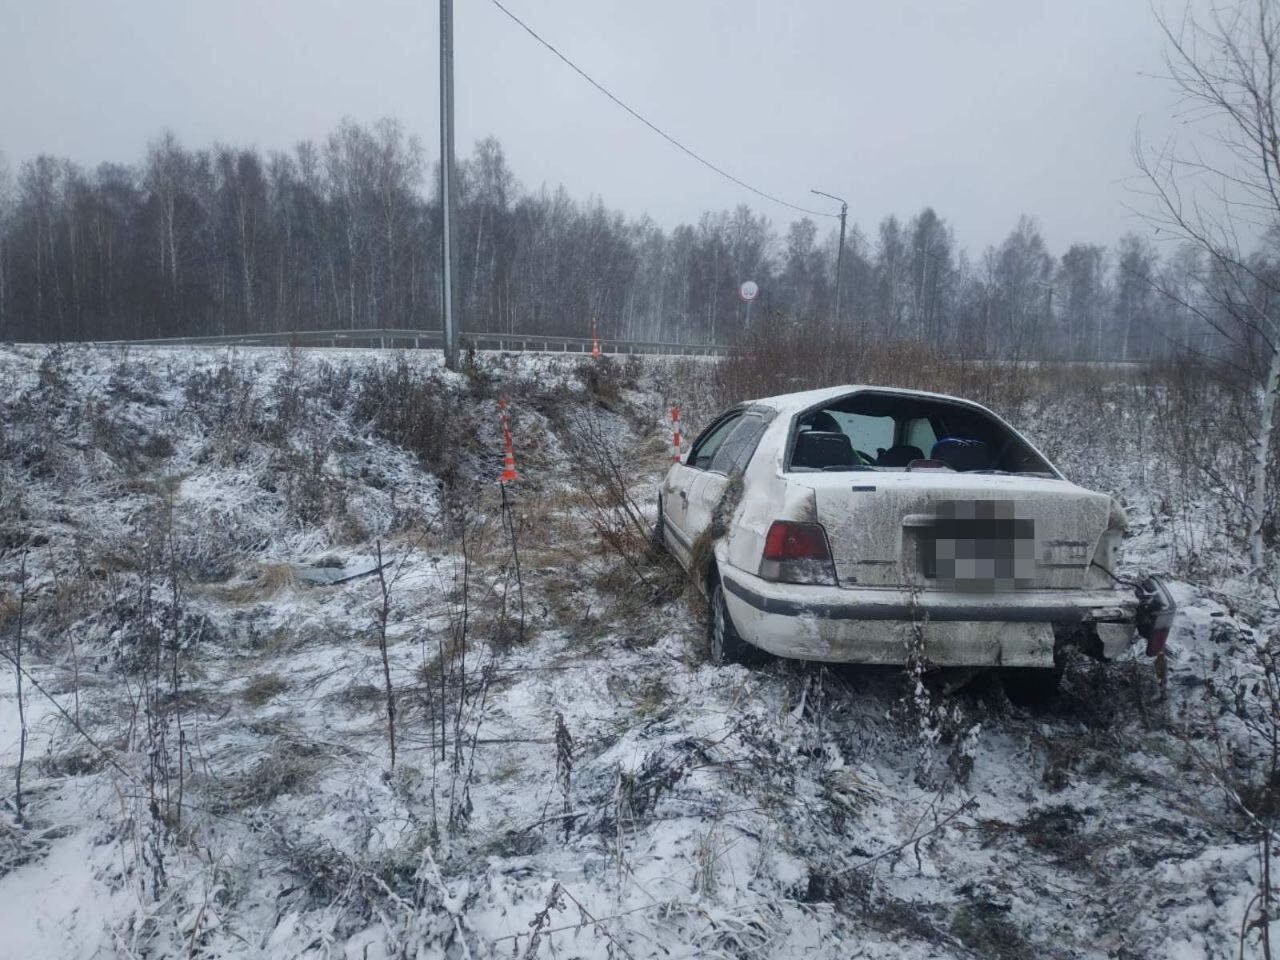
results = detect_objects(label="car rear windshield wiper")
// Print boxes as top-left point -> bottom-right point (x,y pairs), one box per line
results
821,464 -> 876,471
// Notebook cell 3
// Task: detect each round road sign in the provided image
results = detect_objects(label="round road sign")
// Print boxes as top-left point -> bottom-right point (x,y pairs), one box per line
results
739,280 -> 759,302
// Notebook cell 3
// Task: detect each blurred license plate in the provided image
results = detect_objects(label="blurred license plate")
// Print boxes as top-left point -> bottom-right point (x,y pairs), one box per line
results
921,501 -> 1037,591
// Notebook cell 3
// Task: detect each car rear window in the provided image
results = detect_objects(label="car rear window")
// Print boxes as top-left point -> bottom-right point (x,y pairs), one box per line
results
788,393 -> 1056,475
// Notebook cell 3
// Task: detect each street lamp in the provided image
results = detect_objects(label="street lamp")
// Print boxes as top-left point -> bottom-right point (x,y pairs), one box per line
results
811,189 -> 848,326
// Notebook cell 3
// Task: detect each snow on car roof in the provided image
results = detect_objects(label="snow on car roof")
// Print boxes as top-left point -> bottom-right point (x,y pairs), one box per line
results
750,384 -> 981,415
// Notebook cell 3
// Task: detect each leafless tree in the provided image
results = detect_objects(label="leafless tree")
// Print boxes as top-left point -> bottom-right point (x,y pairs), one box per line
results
374,540 -> 397,769
8,550 -> 28,826
1138,0 -> 1280,568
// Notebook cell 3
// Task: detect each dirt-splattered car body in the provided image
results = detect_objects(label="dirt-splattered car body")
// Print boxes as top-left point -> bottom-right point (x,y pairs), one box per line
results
659,385 -> 1173,668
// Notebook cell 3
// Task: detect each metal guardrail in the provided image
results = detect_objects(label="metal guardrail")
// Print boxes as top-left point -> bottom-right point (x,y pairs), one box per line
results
74,328 -> 730,357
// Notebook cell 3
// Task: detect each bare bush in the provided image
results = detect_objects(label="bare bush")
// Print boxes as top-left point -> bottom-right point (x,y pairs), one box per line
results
713,323 -> 1053,416
574,355 -> 636,412
564,409 -> 682,601
1190,633 -> 1280,959
354,358 -> 463,484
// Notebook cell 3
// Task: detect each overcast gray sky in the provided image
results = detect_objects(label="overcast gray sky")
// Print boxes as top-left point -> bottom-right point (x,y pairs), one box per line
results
0,0 -> 1190,253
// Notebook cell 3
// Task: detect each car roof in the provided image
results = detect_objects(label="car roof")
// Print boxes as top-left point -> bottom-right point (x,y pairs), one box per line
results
749,384 -> 985,415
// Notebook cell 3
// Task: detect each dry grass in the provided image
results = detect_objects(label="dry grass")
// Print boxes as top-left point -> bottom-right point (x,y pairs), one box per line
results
260,563 -> 297,593
47,574 -> 97,630
242,672 -> 290,707
203,563 -> 297,604
325,682 -> 384,709
0,590 -> 19,632
491,759 -> 524,784
216,744 -> 326,813
630,677 -> 673,718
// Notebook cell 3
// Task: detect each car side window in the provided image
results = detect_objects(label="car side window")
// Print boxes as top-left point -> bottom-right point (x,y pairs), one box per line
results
905,417 -> 937,452
708,414 -> 768,475
829,411 -> 894,453
688,413 -> 742,469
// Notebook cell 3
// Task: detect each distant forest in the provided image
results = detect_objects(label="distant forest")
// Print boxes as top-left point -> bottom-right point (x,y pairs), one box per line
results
0,117 -> 1242,358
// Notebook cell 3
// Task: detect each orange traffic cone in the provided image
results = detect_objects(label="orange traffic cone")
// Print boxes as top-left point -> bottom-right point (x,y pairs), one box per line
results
499,399 -> 519,484
671,405 -> 682,463
592,317 -> 601,359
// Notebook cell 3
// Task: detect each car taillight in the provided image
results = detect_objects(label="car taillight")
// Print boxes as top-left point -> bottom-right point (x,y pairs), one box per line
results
759,521 -> 837,585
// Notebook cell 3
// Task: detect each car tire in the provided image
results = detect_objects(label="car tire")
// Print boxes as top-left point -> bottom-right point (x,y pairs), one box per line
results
1000,666 -> 1062,705
709,580 -> 754,665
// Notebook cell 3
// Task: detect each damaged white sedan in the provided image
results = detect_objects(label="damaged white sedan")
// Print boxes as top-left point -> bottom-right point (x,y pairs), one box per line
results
657,386 -> 1173,680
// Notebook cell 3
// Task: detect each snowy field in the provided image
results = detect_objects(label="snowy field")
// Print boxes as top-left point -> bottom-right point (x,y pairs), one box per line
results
0,343 -> 1276,959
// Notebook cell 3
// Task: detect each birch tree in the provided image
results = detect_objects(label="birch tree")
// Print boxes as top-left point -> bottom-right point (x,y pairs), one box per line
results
0,151 -> 12,336
1139,0 -> 1280,568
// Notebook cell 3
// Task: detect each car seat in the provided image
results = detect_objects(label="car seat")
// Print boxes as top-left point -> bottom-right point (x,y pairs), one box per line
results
930,438 -> 990,471
793,431 -> 857,469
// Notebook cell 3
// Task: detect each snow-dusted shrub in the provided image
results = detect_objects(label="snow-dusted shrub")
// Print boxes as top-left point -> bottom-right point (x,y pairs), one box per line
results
573,354 -> 636,412
181,361 -> 265,458
309,357 -> 355,411
949,896 -> 1033,960
0,817 -> 65,880
353,358 -> 464,483
266,828 -> 481,955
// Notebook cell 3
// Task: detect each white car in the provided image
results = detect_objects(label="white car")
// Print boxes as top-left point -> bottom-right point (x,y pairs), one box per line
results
657,385 -> 1173,677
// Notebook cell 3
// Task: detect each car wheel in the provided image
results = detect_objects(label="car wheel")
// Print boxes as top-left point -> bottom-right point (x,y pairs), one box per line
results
709,581 -> 753,665
1000,666 -> 1062,705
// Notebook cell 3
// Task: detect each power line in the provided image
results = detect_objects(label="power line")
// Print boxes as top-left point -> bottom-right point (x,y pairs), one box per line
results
487,0 -> 837,220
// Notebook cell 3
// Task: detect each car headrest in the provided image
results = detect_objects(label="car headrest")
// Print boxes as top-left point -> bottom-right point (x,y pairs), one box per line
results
793,431 -> 856,470
930,438 -> 989,472
802,410 -> 842,434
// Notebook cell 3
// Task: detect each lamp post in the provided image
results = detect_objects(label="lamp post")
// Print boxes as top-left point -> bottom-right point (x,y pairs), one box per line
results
439,0 -> 458,370
811,189 -> 848,325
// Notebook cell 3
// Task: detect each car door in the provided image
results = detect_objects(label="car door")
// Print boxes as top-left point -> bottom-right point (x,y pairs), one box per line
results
664,410 -> 743,567
683,411 -> 771,562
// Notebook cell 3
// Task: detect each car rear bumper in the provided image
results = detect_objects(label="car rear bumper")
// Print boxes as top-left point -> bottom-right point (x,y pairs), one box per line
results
720,567 -> 1142,667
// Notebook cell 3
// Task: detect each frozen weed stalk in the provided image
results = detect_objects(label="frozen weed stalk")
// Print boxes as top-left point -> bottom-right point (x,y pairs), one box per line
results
6,550 -> 28,827
554,711 -> 574,841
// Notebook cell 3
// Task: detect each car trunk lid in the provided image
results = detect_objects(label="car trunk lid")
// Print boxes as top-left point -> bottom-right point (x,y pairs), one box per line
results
797,472 -> 1111,590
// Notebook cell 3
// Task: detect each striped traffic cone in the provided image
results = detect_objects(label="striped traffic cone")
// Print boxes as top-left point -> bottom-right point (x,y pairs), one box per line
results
499,399 -> 519,484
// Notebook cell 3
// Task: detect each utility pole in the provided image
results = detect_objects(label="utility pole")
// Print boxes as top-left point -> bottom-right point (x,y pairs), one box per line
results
439,0 -> 459,369
811,190 -> 848,326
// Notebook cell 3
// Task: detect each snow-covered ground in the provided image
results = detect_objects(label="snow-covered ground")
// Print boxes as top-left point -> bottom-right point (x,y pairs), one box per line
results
0,343 -> 1275,958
